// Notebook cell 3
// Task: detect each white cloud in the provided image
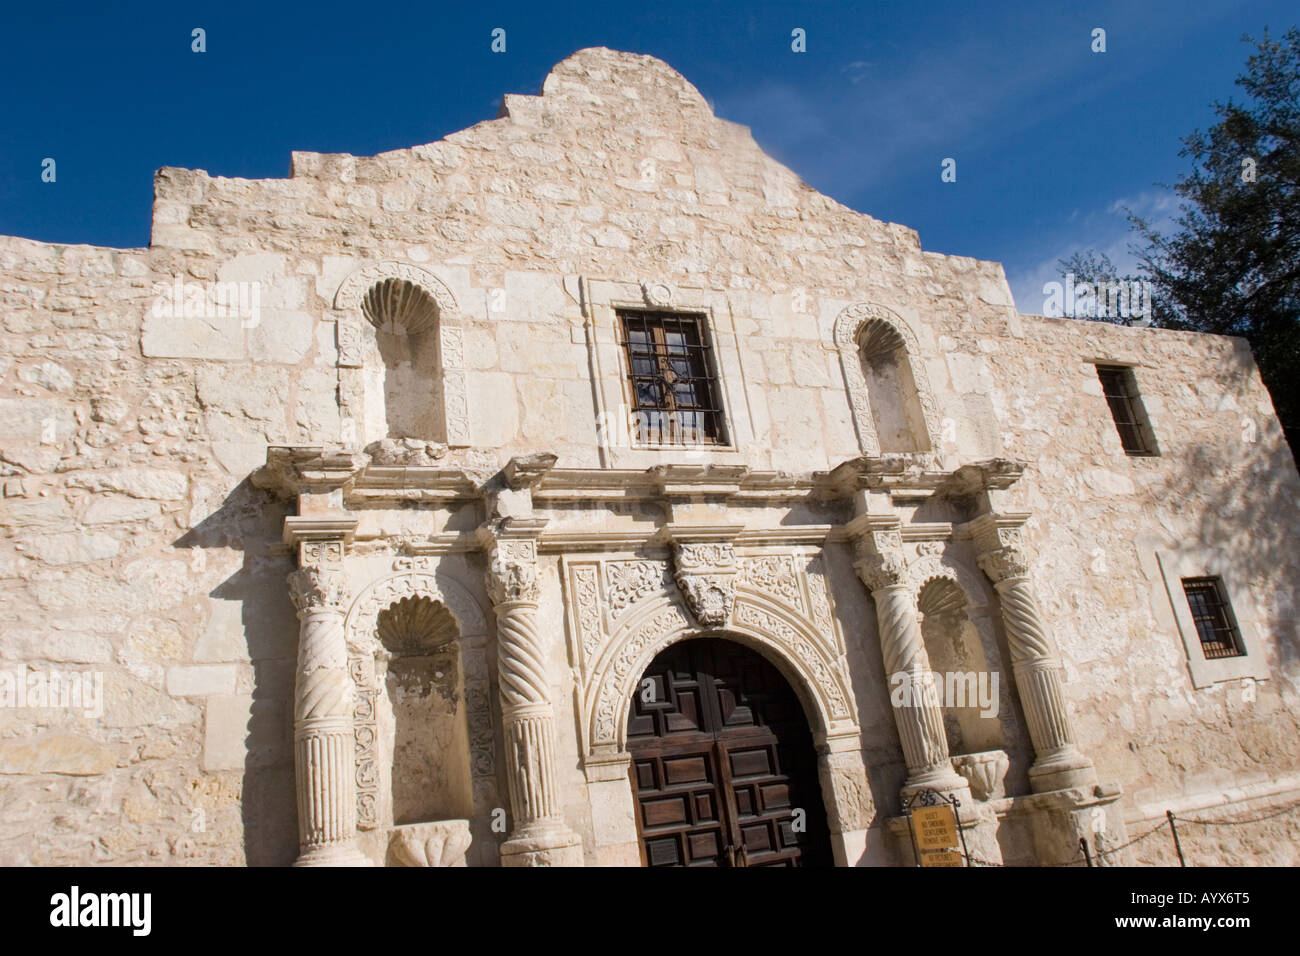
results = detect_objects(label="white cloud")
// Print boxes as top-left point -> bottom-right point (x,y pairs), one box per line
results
1006,190 -> 1180,315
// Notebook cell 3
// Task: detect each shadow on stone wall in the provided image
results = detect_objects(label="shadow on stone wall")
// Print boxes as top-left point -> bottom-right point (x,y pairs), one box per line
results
1155,429 -> 1300,674
174,476 -> 298,867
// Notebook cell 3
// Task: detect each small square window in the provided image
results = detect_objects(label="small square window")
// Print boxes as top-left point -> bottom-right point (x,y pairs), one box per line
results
1096,365 -> 1159,456
1180,577 -> 1246,660
618,310 -> 728,446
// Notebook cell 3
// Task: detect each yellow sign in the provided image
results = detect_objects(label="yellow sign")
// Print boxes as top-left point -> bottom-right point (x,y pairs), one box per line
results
920,848 -> 964,868
912,804 -> 959,850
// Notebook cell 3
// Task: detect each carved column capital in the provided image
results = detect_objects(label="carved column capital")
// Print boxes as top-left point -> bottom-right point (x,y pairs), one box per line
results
483,536 -> 541,606
849,520 -> 909,593
976,546 -> 1032,584
969,515 -> 1031,580
671,539 -> 738,627
288,565 -> 349,615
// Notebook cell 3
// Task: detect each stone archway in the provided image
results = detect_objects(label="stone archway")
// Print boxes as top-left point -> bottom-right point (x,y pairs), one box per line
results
580,592 -> 871,866
584,593 -> 856,756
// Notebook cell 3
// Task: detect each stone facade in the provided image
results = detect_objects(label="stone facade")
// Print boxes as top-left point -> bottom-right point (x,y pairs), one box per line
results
1,47 -> 1297,866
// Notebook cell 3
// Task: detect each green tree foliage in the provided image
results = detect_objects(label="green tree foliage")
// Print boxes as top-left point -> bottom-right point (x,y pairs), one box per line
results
1070,29 -> 1300,449
1146,29 -> 1300,445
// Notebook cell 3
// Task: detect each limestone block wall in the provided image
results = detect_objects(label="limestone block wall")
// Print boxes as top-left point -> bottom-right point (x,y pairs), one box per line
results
0,46 -> 1297,865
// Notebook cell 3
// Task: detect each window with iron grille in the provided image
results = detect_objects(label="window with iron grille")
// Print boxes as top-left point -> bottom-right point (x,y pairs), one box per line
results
617,310 -> 727,446
1181,577 -> 1245,660
1096,364 -> 1158,456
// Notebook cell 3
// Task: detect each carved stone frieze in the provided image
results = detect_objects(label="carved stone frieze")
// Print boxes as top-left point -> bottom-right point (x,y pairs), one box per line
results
733,602 -> 850,719
604,560 -> 668,619
803,556 -> 840,654
337,315 -> 363,368
300,539 -> 345,570
571,564 -> 603,664
592,605 -> 692,745
738,554 -> 804,612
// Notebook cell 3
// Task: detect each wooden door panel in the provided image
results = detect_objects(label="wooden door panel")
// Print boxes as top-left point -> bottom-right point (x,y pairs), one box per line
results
627,638 -> 832,868
632,746 -> 729,867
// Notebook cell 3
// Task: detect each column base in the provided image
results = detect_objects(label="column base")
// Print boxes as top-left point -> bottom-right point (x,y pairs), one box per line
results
294,842 -> 373,867
1028,748 -> 1097,794
500,823 -> 585,867
901,764 -> 972,804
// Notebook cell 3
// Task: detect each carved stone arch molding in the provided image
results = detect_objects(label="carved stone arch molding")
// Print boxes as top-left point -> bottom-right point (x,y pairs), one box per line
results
343,565 -> 495,830
832,303 -> 942,456
583,592 -> 858,759
332,260 -> 471,447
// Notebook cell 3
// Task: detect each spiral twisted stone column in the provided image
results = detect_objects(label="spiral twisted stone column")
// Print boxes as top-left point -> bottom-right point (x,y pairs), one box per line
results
976,539 -> 1097,793
850,521 -> 967,799
483,531 -> 584,866
288,566 -> 369,866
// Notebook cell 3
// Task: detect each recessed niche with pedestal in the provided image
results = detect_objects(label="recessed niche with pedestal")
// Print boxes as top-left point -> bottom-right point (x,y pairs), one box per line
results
858,318 -> 930,454
362,278 -> 446,443
374,595 -> 473,828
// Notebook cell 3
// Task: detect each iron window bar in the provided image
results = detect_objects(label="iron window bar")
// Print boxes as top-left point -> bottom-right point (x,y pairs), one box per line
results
1181,577 -> 1245,660
618,310 -> 726,446
1096,365 -> 1156,456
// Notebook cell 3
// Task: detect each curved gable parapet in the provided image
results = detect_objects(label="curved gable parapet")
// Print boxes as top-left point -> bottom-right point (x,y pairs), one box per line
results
541,47 -> 713,119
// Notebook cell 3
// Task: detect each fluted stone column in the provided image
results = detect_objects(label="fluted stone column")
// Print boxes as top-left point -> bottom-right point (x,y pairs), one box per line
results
287,566 -> 369,866
482,528 -> 584,866
849,518 -> 969,799
973,519 -> 1096,793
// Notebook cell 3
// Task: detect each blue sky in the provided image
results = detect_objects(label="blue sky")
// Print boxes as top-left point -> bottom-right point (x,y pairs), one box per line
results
0,0 -> 1292,314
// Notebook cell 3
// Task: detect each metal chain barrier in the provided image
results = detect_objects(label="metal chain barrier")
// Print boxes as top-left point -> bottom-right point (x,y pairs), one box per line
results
953,796 -> 1300,867
1094,817 -> 1172,861
1173,798 -> 1300,827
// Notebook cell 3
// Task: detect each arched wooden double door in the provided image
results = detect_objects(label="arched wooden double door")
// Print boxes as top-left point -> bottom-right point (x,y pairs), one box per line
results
627,637 -> 832,867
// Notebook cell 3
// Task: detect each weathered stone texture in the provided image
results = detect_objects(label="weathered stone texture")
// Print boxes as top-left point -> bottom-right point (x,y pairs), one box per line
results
1,47 -> 1297,866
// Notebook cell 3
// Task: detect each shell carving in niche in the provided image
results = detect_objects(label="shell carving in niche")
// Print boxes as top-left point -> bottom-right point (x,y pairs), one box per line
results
377,596 -> 458,654
363,278 -> 439,335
